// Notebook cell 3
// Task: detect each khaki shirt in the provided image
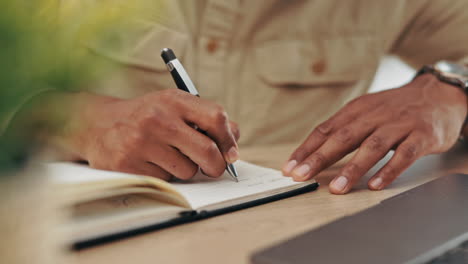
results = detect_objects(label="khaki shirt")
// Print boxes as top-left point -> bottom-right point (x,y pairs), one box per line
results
81,0 -> 468,147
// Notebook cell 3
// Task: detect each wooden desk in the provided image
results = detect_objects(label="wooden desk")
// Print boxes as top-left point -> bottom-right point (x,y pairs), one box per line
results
75,143 -> 468,264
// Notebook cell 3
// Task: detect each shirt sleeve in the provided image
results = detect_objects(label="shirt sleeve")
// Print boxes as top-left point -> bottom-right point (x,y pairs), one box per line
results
390,0 -> 468,68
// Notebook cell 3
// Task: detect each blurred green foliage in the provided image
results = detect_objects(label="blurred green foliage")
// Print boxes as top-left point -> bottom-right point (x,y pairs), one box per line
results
0,0 -> 156,172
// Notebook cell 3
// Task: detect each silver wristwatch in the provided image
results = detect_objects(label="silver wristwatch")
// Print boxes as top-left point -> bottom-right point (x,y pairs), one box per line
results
415,61 -> 468,93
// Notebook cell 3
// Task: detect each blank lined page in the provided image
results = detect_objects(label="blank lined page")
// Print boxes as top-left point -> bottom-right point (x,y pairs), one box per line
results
172,161 -> 314,210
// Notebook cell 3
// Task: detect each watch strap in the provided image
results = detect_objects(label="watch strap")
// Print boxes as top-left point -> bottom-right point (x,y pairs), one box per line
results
415,65 -> 468,92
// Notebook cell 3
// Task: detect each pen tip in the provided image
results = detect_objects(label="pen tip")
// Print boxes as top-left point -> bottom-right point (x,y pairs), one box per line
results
227,163 -> 239,182
229,163 -> 238,177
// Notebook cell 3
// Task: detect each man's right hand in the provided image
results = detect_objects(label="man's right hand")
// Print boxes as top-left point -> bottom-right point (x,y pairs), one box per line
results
60,89 -> 240,181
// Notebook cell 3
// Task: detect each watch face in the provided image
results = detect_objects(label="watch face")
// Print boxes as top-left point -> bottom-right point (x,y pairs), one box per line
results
435,61 -> 468,77
433,61 -> 468,91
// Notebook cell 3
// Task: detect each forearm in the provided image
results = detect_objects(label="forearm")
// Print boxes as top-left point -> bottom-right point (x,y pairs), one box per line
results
2,90 -> 118,161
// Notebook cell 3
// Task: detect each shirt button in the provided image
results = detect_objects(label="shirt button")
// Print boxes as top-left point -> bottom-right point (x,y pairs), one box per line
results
311,60 -> 327,75
206,39 -> 219,54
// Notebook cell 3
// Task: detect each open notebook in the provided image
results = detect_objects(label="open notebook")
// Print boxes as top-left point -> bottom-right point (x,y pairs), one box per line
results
48,160 -> 318,248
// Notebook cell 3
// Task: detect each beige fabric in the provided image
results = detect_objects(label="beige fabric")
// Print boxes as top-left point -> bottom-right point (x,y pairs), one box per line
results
84,0 -> 468,147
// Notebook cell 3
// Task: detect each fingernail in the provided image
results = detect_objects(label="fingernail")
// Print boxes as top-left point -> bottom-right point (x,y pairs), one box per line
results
282,160 -> 298,175
331,176 -> 348,192
226,146 -> 239,163
292,164 -> 311,179
370,177 -> 383,190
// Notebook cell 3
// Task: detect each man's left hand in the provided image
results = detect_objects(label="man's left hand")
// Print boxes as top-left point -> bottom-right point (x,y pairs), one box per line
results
282,74 -> 468,194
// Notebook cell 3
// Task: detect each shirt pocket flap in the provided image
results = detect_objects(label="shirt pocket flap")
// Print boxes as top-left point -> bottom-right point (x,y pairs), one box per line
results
254,36 -> 378,87
86,20 -> 188,72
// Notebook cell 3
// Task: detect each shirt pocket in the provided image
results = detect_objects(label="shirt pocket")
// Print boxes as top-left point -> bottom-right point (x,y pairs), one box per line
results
254,35 -> 379,88
85,20 -> 189,72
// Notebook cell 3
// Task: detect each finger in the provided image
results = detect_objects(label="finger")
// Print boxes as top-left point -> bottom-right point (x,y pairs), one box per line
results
142,143 -> 198,180
120,161 -> 173,181
283,117 -> 355,175
177,95 -> 239,163
283,120 -> 334,175
230,121 -> 240,141
159,121 -> 226,178
329,125 -> 410,194
284,97 -> 377,175
367,132 -> 426,190
149,119 -> 226,178
196,110 -> 238,164
290,119 -> 376,181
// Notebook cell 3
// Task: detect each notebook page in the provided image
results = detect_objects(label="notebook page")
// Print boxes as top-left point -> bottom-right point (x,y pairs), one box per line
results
47,163 -> 183,202
172,161 -> 314,210
48,163 -> 143,184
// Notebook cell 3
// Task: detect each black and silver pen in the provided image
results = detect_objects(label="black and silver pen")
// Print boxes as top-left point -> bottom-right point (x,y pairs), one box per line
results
160,48 -> 239,182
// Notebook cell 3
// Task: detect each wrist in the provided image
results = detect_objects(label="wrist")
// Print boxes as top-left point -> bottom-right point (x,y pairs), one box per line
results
414,72 -> 468,106
414,73 -> 468,140
414,62 -> 468,133
51,92 -> 121,160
